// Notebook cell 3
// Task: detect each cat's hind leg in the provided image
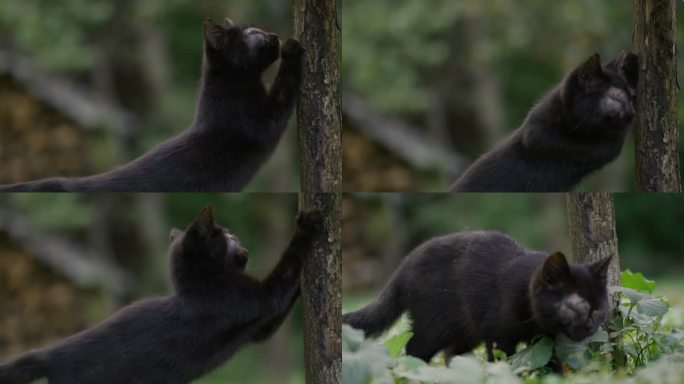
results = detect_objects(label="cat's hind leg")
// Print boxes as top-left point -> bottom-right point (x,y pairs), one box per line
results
406,313 -> 455,362
485,339 -> 516,361
443,337 -> 478,364
405,332 -> 445,363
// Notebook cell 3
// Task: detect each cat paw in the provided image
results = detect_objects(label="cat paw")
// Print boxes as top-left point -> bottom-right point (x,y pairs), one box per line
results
296,209 -> 323,232
281,38 -> 304,60
621,52 -> 639,89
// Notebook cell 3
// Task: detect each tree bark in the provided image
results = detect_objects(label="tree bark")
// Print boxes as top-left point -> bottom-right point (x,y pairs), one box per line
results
298,193 -> 341,384
565,193 -> 620,312
293,0 -> 342,193
632,0 -> 681,192
292,1 -> 341,383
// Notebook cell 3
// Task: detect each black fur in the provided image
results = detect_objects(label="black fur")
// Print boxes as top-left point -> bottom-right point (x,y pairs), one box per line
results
450,52 -> 638,192
342,230 -> 611,362
0,204 -> 322,384
0,18 -> 303,192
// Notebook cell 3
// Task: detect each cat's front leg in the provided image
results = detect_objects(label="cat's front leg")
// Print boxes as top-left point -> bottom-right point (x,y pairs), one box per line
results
245,211 -> 320,339
267,38 -> 304,119
250,287 -> 300,342
261,209 -> 322,303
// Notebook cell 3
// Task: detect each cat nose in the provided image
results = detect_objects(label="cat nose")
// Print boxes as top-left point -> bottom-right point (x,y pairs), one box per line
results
236,251 -> 248,267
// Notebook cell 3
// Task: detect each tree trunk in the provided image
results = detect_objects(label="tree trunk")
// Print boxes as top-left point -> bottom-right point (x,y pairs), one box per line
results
632,0 -> 681,192
298,193 -> 341,384
293,0 -> 342,193
292,1 -> 341,383
565,193 -> 620,312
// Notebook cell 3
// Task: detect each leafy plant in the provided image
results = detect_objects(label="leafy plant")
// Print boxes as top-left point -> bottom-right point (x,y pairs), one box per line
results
508,336 -> 553,372
609,270 -> 682,370
342,324 -> 519,384
342,270 -> 684,384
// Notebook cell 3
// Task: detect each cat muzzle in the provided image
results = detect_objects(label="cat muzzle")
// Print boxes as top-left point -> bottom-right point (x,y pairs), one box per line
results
244,28 -> 277,45
600,87 -> 634,121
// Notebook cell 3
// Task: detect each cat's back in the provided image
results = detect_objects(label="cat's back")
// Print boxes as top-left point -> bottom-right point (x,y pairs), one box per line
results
399,230 -> 527,278
396,231 -> 535,330
38,296 -> 187,382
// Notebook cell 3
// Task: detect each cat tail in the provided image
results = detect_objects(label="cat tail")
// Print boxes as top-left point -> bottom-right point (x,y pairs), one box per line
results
0,352 -> 47,384
342,278 -> 404,337
0,178 -> 71,192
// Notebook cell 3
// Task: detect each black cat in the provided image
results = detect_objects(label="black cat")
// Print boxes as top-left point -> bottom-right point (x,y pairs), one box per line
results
450,52 -> 638,192
343,230 -> 611,362
0,18 -> 303,192
0,204 -> 322,384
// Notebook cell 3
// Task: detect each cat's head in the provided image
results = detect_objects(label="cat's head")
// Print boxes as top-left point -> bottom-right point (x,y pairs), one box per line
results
170,204 -> 249,278
203,17 -> 280,75
530,252 -> 612,341
561,52 -> 638,135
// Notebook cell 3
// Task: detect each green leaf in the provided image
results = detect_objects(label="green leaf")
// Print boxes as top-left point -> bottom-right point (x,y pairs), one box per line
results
614,285 -> 669,317
384,331 -> 413,358
637,297 -> 669,317
398,365 -> 466,384
554,334 -> 590,369
342,325 -> 392,384
632,353 -> 684,383
341,353 -> 371,384
485,362 -> 521,384
342,324 -> 367,352
395,355 -> 426,372
508,337 -> 553,370
621,269 -> 656,293
613,286 -> 646,303
585,329 -> 609,343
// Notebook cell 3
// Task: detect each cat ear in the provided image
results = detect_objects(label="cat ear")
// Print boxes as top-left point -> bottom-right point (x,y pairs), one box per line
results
589,255 -> 613,280
203,18 -> 223,50
190,204 -> 215,237
169,228 -> 183,242
541,252 -> 571,284
223,17 -> 234,28
605,51 -> 626,72
576,53 -> 603,86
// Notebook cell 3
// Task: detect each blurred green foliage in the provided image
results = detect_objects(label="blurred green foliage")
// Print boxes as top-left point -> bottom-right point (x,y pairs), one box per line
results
0,0 -> 292,74
343,0 -> 633,116
0,0 -> 113,70
343,0 -> 469,113
614,194 -> 684,276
